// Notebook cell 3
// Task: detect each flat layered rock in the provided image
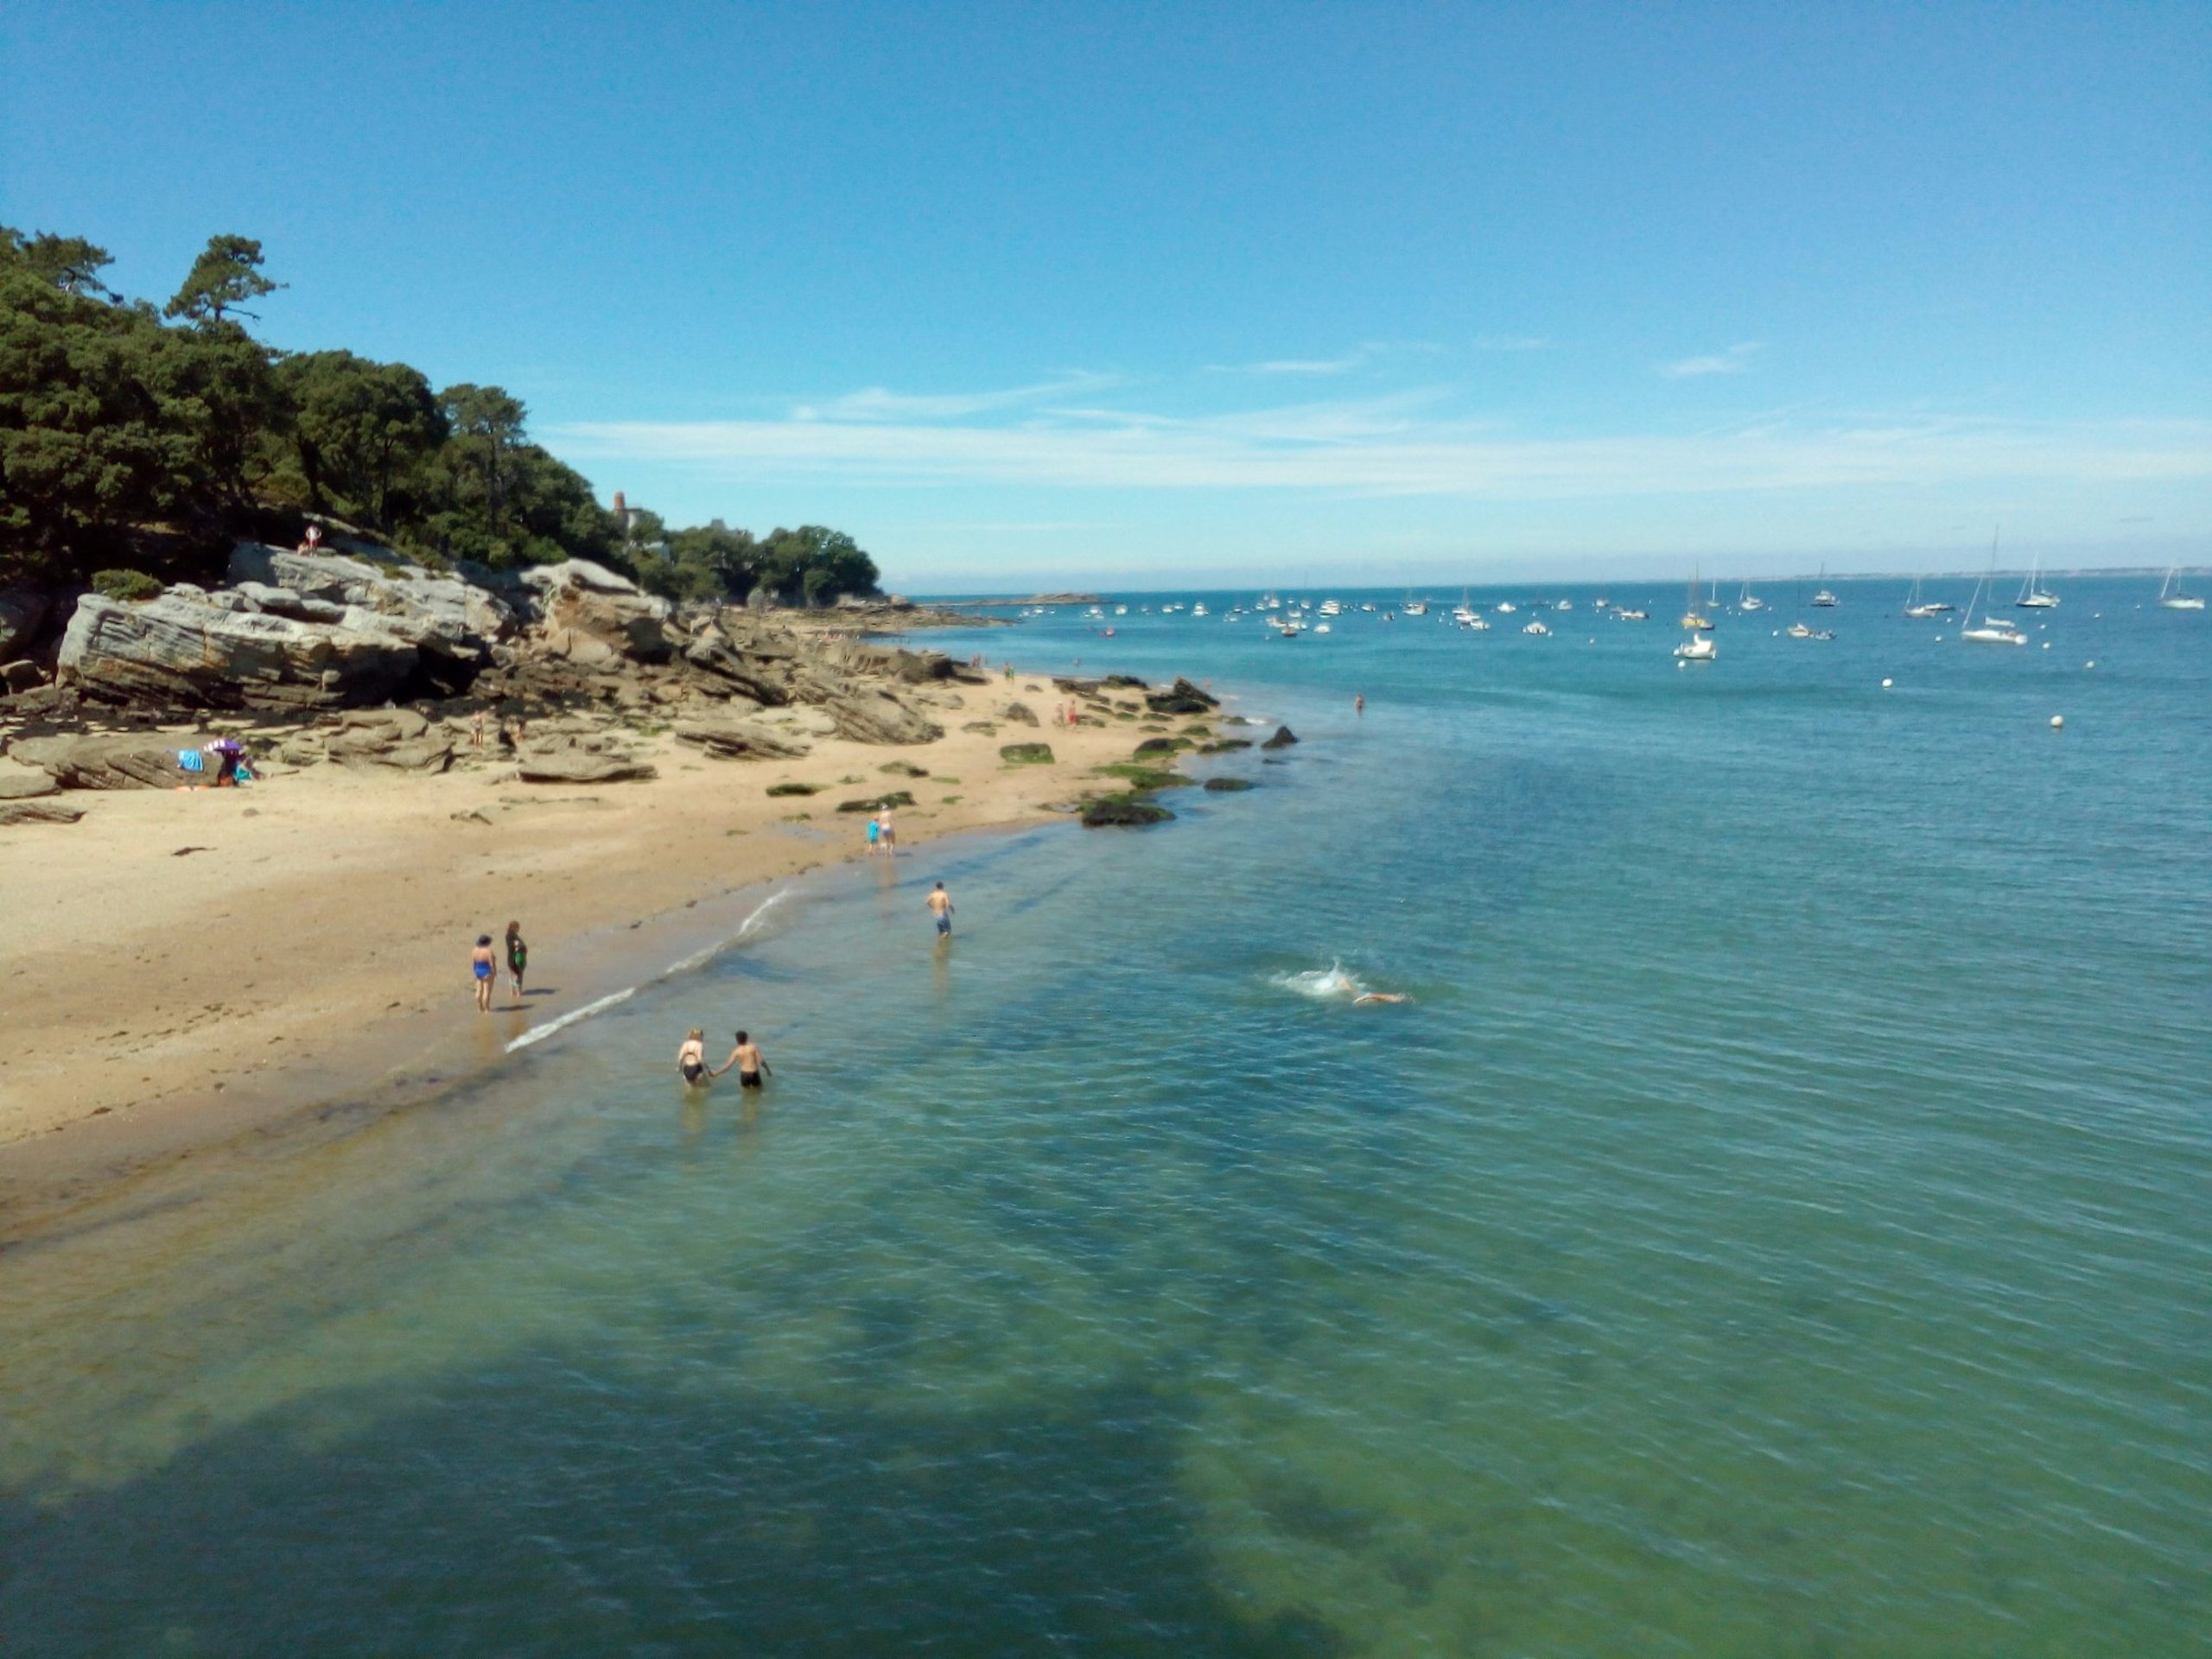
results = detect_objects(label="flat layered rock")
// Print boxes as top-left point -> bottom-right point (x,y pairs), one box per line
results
673,719 -> 813,760
10,731 -> 192,790
0,798 -> 84,826
57,592 -> 419,710
515,751 -> 658,785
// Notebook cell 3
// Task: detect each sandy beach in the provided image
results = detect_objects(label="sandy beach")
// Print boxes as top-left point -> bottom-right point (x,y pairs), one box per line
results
0,675 -> 1208,1226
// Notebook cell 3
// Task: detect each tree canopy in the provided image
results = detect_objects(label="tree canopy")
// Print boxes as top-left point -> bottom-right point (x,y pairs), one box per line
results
0,223 -> 881,606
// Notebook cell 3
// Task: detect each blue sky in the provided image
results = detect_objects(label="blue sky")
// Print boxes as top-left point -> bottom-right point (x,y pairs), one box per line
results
4,2 -> 2207,588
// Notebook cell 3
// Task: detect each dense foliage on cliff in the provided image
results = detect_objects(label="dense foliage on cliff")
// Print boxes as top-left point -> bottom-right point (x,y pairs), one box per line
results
0,227 -> 880,606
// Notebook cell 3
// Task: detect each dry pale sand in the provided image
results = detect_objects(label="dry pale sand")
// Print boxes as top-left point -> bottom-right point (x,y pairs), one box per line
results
0,679 -> 1209,1220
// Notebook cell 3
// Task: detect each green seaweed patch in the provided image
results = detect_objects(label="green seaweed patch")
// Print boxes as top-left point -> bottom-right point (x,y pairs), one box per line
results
1203,776 -> 1255,792
1082,792 -> 1173,828
878,760 -> 930,777
1134,735 -> 1193,755
1000,742 -> 1056,766
836,790 -> 916,813
1094,763 -> 1191,790
1197,739 -> 1253,754
940,795 -> 963,804
766,781 -> 823,797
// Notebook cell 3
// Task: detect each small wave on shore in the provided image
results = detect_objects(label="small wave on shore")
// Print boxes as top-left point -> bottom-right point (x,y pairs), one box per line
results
1271,960 -> 1365,1000
507,888 -> 793,1053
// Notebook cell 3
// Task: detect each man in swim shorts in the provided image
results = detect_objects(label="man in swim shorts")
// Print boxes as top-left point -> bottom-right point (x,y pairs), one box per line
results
927,880 -> 954,938
712,1029 -> 769,1088
677,1027 -> 709,1085
471,935 -> 497,1012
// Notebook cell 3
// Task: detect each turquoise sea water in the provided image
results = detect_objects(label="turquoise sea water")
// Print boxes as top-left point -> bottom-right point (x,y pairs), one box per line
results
3,577 -> 2208,1655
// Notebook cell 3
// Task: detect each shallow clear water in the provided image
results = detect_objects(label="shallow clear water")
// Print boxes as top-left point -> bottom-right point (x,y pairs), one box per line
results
4,578 -> 2209,1655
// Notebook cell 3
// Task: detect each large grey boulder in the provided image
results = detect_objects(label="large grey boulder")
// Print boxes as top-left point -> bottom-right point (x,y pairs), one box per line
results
57,592 -> 418,709
10,731 -> 190,790
532,564 -> 673,664
674,718 -> 813,760
0,587 -> 50,660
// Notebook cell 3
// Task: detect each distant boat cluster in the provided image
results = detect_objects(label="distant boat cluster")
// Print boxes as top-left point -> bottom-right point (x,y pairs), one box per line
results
1024,560 -> 2202,667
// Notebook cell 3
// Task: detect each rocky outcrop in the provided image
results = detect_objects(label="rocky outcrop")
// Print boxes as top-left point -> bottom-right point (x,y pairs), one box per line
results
1203,776 -> 1255,791
57,592 -> 422,710
1000,742 -> 1055,765
1145,677 -> 1218,716
674,718 -> 813,760
1001,702 -> 1040,727
1261,725 -> 1299,750
9,731 -> 190,789
525,560 -> 673,665
813,686 -> 944,746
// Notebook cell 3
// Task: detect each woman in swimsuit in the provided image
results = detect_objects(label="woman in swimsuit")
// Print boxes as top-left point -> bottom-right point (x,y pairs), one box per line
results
470,935 -> 497,1013
677,1028 -> 709,1086
505,921 -> 528,999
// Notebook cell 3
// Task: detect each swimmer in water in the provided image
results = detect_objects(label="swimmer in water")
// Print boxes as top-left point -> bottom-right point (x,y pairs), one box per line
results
677,1027 -> 709,1086
1352,991 -> 1410,1006
711,1029 -> 769,1088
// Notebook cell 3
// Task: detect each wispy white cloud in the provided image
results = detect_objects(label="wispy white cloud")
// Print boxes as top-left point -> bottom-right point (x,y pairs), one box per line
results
1472,334 -> 1550,352
1659,340 -> 1765,379
792,372 -> 1120,423
553,402 -> 2212,500
1207,340 -> 1445,376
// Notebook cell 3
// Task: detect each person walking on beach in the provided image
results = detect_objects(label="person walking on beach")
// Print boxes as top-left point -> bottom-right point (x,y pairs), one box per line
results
878,806 -> 896,857
927,880 -> 955,938
677,1028 -> 709,1086
470,935 -> 498,1012
866,815 -> 881,858
710,1029 -> 770,1089
504,920 -> 528,999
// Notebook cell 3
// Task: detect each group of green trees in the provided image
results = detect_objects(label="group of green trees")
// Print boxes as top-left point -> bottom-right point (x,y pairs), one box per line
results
0,226 -> 880,607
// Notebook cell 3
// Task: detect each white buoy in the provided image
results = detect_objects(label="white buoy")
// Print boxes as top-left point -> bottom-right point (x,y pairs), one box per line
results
2043,641 -> 2051,649
2086,660 -> 2095,669
2050,715 -> 2064,729
1881,677 -> 1893,689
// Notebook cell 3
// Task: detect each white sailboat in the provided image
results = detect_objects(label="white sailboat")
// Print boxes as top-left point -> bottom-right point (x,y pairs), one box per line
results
1681,569 -> 1713,632
2014,539 -> 2059,608
1903,575 -> 1953,619
1738,581 -> 1764,612
1810,563 -> 1838,607
1960,569 -> 2027,645
2158,567 -> 2205,611
1675,632 -> 1717,663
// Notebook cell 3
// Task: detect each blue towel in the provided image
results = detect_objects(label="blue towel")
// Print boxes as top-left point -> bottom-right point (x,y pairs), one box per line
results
178,749 -> 205,772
